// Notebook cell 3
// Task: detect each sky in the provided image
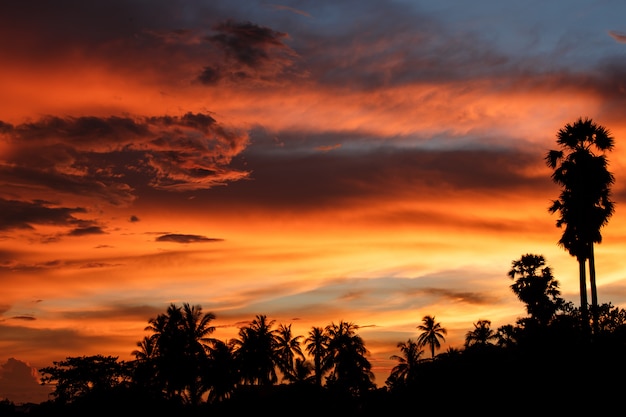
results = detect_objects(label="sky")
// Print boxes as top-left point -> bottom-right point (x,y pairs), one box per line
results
1,0 -> 626,404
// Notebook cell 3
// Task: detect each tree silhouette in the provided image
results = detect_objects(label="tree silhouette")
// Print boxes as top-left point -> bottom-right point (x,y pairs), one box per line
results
386,339 -> 424,388
143,303 -> 216,405
304,326 -> 329,387
132,336 -> 157,361
495,324 -> 520,348
130,336 -> 160,397
233,314 -> 278,386
324,321 -> 375,395
546,117 -> 615,333
29,297 -> 626,414
508,254 -> 564,326
416,315 -> 447,359
39,355 -> 128,405
274,323 -> 305,382
291,358 -> 315,384
464,320 -> 497,348
204,339 -> 239,403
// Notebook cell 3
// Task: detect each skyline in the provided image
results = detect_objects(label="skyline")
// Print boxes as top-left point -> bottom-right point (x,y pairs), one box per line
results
1,0 -> 626,403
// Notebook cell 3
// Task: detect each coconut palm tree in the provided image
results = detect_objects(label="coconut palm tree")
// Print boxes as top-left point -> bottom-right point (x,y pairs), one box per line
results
324,321 -> 375,395
233,314 -> 278,386
180,303 -> 216,405
204,339 -> 239,403
416,315 -> 447,359
386,339 -> 424,388
142,303 -> 216,405
291,358 -> 315,384
464,320 -> 497,348
132,336 -> 157,361
274,323 -> 305,382
304,326 -> 329,387
546,117 -> 615,333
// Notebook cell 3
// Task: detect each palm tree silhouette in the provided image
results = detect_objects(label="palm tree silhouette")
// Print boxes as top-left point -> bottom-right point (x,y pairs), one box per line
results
233,314 -> 278,386
464,320 -> 497,348
324,321 -> 374,394
180,304 -> 216,405
416,315 -> 447,359
546,117 -> 615,333
205,339 -> 239,403
132,336 -> 157,361
304,326 -> 329,387
143,303 -> 216,405
275,323 -> 305,382
291,358 -> 315,384
387,339 -> 424,388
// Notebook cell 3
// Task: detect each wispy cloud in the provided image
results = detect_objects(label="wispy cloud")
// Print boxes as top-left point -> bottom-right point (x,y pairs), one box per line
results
267,3 -> 312,17
609,30 -> 626,43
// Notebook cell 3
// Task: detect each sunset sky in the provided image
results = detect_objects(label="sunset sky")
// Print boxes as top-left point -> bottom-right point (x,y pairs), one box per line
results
1,0 -> 626,404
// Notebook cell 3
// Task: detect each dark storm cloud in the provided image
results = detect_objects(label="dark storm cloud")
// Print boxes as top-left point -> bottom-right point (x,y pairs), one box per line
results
0,198 -> 89,231
199,19 -> 300,85
0,1 -> 303,90
202,138 -> 550,212
0,113 -> 250,205
0,165 -> 137,207
210,20 -> 291,66
156,234 -> 223,243
0,0 -> 618,98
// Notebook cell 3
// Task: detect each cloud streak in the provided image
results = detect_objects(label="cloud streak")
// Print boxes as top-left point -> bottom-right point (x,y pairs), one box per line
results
156,234 -> 224,243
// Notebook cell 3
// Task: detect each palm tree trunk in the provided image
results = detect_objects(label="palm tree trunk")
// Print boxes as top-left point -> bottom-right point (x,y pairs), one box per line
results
578,257 -> 590,335
589,243 -> 599,335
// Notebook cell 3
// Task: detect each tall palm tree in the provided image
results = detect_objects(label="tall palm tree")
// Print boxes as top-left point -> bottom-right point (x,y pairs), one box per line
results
387,339 -> 424,388
416,315 -> 447,359
546,117 -> 615,333
145,304 -> 186,399
464,319 -> 497,348
304,326 -> 329,387
274,323 -> 305,382
180,304 -> 216,405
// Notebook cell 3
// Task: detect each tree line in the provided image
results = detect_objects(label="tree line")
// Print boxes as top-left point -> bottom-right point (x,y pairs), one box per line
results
6,252 -> 625,416
3,117 -> 623,415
